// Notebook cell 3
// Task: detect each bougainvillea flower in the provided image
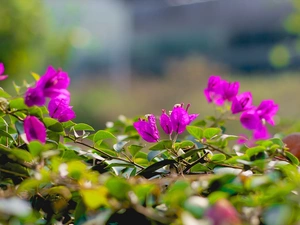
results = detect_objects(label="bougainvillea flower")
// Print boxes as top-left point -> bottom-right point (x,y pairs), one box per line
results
37,66 -> 70,90
0,63 -> 8,81
256,100 -> 279,126
240,109 -> 261,130
24,66 -> 71,107
231,92 -> 253,114
37,66 -> 70,97
24,116 -> 46,143
204,76 -> 239,105
205,199 -> 242,225
48,97 -> 76,122
221,80 -> 239,102
133,114 -> 159,142
170,103 -> 199,134
24,87 -> 46,107
253,124 -> 271,140
160,109 -> 173,135
204,75 -> 224,105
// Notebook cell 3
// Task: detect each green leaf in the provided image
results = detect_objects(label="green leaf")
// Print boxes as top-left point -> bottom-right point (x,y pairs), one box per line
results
128,145 -> 144,157
134,184 -> 156,204
28,141 -> 44,157
225,155 -> 250,164
3,162 -> 29,177
164,181 -> 190,207
28,106 -> 43,118
67,161 -> 87,180
190,163 -> 210,172
11,149 -> 33,162
0,130 -> 16,143
210,153 -> 226,162
43,117 -> 64,133
0,89 -> 11,98
203,127 -> 222,139
15,120 -> 24,134
270,137 -> 285,148
176,140 -> 195,150
219,134 -> 239,141
147,150 -> 165,162
285,151 -> 299,165
137,159 -> 176,178
186,126 -> 203,140
113,141 -> 128,152
12,82 -> 21,95
62,120 -> 76,128
74,200 -> 87,222
246,146 -> 266,157
31,72 -> 40,81
124,125 -> 136,133
149,140 -> 172,151
93,130 -> 116,143
9,98 -> 28,110
208,191 -> 229,204
73,123 -> 94,131
192,119 -> 207,127
177,148 -> 205,160
81,187 -> 109,209
105,177 -> 131,200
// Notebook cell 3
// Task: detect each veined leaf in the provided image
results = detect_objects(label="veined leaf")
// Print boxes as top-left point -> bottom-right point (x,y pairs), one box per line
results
203,127 -> 222,139
186,126 -> 203,140
93,130 -> 116,143
149,140 -> 172,151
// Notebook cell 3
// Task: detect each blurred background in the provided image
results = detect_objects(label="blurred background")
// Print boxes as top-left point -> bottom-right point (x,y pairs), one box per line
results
1,0 -> 300,135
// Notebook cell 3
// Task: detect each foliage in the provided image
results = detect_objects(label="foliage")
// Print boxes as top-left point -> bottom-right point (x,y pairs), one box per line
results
0,1 -> 70,80
0,64 -> 299,225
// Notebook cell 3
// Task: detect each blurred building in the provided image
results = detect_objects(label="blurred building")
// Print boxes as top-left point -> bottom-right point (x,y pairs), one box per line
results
46,0 -> 297,80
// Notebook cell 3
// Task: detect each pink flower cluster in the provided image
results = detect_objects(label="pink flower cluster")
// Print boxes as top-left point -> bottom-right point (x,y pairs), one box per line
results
134,103 -> 198,143
204,75 -> 279,141
22,66 -> 76,144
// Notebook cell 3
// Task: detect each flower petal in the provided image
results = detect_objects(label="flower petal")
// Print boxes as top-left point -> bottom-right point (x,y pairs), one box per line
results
0,75 -> 8,81
24,116 -> 46,143
170,106 -> 190,134
231,92 -> 253,114
48,97 -> 75,122
133,120 -> 159,143
160,110 -> 173,135
0,63 -> 4,75
24,87 -> 46,107
240,110 -> 261,130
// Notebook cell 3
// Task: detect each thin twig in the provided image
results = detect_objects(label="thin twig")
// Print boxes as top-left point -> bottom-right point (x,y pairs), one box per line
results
0,168 -> 29,178
183,152 -> 209,173
65,135 -> 144,170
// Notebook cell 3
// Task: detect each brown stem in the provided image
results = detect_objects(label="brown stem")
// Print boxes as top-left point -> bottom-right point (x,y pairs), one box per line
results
0,168 -> 29,178
183,152 -> 209,173
65,135 -> 144,170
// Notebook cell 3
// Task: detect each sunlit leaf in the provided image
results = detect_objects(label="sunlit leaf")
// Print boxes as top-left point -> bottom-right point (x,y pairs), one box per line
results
246,146 -> 266,158
73,123 -> 94,131
93,130 -> 116,143
210,153 -> 226,162
128,144 -> 143,157
43,117 -> 64,133
285,151 -> 299,165
186,126 -> 203,140
149,140 -> 172,151
31,72 -> 40,81
203,128 -> 222,139
81,187 -> 109,209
